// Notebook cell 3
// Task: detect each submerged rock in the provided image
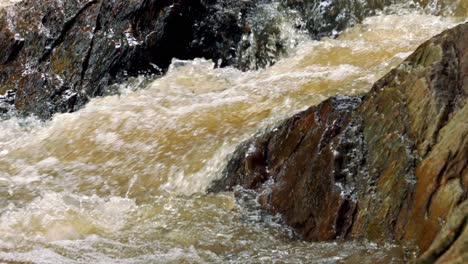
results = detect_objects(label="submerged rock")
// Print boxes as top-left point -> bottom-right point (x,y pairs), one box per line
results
211,22 -> 468,261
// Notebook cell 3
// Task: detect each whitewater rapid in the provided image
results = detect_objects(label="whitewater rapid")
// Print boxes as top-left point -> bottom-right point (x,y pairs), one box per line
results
0,1 -> 466,263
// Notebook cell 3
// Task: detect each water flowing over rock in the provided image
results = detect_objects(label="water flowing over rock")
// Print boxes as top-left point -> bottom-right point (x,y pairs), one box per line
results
286,0 -> 468,39
0,0 -> 405,119
285,0 -> 396,38
210,22 -> 468,261
416,0 -> 468,17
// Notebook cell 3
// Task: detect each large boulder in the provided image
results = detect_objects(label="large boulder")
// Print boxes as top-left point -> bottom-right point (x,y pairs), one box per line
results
210,22 -> 467,261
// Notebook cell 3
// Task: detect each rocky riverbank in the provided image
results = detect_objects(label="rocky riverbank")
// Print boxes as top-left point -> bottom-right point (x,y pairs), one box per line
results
210,22 -> 468,262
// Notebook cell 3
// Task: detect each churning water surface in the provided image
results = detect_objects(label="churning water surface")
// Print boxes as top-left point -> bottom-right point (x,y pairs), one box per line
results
0,1 -> 466,263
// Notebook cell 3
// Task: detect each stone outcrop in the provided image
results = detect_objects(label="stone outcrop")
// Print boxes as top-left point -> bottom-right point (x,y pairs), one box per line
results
210,22 -> 468,261
0,0 -> 400,119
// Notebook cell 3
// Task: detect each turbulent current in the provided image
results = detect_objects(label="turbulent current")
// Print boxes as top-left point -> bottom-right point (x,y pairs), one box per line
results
0,1 -> 466,263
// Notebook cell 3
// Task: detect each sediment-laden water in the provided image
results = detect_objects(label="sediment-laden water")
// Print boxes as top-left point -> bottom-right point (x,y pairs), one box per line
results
0,1 -> 466,263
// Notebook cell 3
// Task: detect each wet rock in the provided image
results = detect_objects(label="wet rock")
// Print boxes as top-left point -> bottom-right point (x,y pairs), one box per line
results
211,22 -> 468,261
416,0 -> 468,17
0,89 -> 15,114
0,0 -> 208,119
284,0 -> 399,39
0,0 -> 402,119
190,0 -> 294,71
415,201 -> 467,264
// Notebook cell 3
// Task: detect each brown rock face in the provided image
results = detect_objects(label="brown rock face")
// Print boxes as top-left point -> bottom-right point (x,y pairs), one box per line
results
210,22 -> 468,260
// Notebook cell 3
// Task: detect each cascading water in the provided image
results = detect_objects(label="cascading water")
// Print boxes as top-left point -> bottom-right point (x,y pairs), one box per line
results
0,0 -> 466,263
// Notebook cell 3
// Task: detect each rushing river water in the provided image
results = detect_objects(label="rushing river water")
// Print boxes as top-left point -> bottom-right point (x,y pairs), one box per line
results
0,1 -> 466,263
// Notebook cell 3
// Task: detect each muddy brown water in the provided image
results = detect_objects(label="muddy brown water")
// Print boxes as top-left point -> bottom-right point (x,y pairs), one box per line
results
0,1 -> 466,263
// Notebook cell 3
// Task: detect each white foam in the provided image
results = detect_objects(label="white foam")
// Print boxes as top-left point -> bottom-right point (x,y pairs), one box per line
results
0,192 -> 137,242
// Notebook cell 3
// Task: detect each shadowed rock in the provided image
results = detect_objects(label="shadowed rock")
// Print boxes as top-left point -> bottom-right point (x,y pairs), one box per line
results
210,22 -> 468,261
